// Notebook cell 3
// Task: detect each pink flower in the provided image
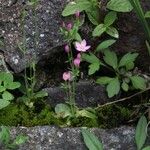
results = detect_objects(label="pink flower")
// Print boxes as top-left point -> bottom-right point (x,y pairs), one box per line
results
74,58 -> 81,67
63,71 -> 71,81
75,11 -> 80,18
67,23 -> 72,31
77,53 -> 81,59
64,44 -> 70,53
75,39 -> 91,52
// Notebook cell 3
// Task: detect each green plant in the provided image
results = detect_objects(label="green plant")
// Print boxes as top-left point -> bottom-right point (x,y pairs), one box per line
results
0,72 -> 20,109
62,0 -> 100,25
81,128 -> 103,150
128,0 -> 150,56
107,0 -> 133,12
0,126 -> 28,150
83,49 -> 147,98
92,11 -> 119,38
18,0 -> 48,107
135,116 -> 150,150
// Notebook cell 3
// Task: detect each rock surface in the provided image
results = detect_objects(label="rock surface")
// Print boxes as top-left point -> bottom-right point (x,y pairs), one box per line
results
8,126 -> 141,150
44,80 -> 109,108
0,0 -> 150,73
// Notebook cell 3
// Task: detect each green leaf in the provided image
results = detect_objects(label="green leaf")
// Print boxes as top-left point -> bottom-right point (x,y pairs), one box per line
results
142,146 -> 150,150
146,41 -> 150,56
13,135 -> 28,145
86,6 -> 100,25
106,26 -> 119,38
0,99 -> 10,109
77,110 -> 97,119
82,53 -> 100,64
106,78 -> 120,98
135,116 -> 147,150
104,11 -> 117,27
145,11 -> 150,18
121,81 -> 129,91
130,76 -> 146,90
0,72 -> 13,83
0,126 -> 10,145
34,91 -> 48,98
81,129 -> 103,150
106,0 -> 133,12
96,77 -> 114,85
103,50 -> 118,69
92,24 -> 106,37
55,103 -> 72,118
2,91 -> 14,101
126,62 -> 135,70
0,86 -> 6,92
119,52 -> 139,68
96,39 -> 116,52
62,0 -> 91,16
88,63 -> 100,75
6,82 -> 21,90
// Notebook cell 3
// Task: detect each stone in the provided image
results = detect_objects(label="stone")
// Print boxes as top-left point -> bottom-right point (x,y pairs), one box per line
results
8,126 -> 149,150
44,80 -> 109,108
1,0 -> 150,73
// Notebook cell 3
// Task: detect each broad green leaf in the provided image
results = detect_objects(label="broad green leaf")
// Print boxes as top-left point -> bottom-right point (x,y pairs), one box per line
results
2,91 -> 14,101
135,116 -> 147,150
0,86 -> 6,92
142,146 -> 150,150
104,11 -> 117,27
86,6 -> 100,25
106,26 -> 119,38
96,39 -> 116,52
34,91 -> 48,98
130,76 -> 146,90
6,82 -> 21,90
0,99 -> 10,109
119,52 -> 139,68
77,110 -> 97,119
13,135 -> 28,145
96,77 -> 114,85
88,63 -> 100,75
92,24 -> 106,37
121,81 -> 129,91
145,11 -> 150,18
0,72 -> 13,83
106,78 -> 120,98
55,103 -> 72,118
62,0 -> 91,16
107,0 -> 133,12
0,126 -> 10,144
126,62 -> 134,70
81,129 -> 103,150
82,53 -> 100,64
103,50 -> 118,69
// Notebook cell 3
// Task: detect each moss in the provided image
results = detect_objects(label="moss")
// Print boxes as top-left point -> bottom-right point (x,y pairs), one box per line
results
0,103 -> 64,127
97,104 -> 132,128
0,102 -> 133,128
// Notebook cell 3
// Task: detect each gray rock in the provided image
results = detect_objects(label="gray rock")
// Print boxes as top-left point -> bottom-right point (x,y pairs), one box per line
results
44,80 -> 109,108
1,0 -> 150,73
0,0 -> 68,73
9,126 -> 140,150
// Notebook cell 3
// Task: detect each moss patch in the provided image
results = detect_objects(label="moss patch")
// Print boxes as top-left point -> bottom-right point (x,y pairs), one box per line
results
0,102 -> 133,128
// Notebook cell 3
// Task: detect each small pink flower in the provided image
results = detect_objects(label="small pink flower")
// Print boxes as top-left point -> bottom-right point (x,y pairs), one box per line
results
64,44 -> 70,53
67,23 -> 72,31
77,53 -> 81,59
73,58 -> 81,67
63,71 -> 71,81
75,11 -> 80,18
75,39 -> 91,52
